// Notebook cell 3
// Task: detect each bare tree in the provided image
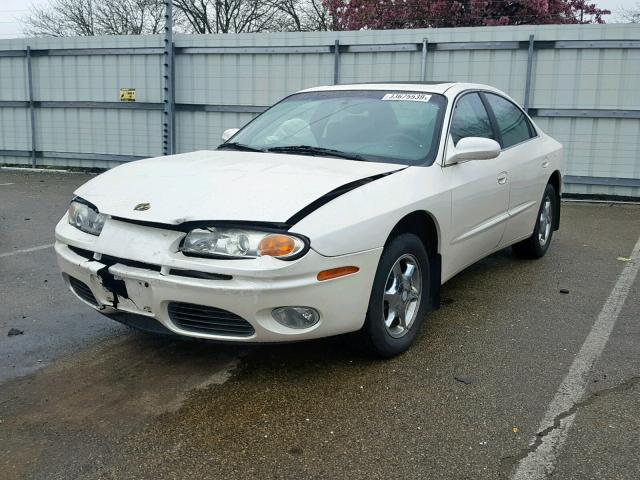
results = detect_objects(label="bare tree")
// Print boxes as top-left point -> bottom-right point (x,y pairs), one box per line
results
619,2 -> 640,23
95,0 -> 166,35
23,0 -> 167,37
167,0 -> 331,33
22,0 -> 332,37
23,0 -> 96,37
305,0 -> 331,31
270,0 -> 331,31
172,0 -> 281,33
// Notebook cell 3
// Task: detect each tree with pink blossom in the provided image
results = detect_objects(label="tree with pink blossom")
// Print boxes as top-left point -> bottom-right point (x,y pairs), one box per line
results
323,0 -> 610,30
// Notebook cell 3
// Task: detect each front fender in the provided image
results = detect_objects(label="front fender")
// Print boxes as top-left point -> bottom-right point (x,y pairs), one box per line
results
291,166 -> 451,257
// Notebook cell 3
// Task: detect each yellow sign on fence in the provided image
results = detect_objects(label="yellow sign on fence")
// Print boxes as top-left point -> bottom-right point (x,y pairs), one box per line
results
119,88 -> 136,102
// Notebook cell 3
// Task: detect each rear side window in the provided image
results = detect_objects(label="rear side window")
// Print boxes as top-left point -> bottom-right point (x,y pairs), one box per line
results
484,93 -> 535,148
450,93 -> 495,146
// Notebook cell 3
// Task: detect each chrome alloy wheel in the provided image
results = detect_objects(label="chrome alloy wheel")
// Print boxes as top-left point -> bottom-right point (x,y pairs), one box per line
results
382,254 -> 422,338
538,197 -> 553,247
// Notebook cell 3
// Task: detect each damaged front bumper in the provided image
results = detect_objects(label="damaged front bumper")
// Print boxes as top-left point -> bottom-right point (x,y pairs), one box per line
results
54,216 -> 381,342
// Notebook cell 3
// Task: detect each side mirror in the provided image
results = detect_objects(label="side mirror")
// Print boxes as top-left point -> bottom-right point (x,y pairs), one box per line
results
221,128 -> 240,143
446,137 -> 501,165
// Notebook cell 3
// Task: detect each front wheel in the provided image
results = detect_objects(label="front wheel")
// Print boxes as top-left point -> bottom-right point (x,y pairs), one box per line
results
360,233 -> 430,357
513,183 -> 557,258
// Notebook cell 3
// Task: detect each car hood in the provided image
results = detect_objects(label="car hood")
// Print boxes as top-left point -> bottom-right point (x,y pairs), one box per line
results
74,150 -> 403,225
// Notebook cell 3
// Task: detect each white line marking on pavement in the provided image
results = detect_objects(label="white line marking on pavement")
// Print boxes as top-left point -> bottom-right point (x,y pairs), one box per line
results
0,182 -> 15,186
0,244 -> 54,258
512,234 -> 640,480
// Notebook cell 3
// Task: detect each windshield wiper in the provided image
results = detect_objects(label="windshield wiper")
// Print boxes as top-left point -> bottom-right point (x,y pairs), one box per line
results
217,142 -> 265,153
266,145 -> 366,161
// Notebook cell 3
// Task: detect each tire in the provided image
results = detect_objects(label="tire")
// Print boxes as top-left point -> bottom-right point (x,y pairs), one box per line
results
360,233 -> 430,357
512,183 -> 557,259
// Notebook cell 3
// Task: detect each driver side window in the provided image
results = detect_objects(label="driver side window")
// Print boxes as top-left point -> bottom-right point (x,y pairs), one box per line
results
450,93 -> 495,146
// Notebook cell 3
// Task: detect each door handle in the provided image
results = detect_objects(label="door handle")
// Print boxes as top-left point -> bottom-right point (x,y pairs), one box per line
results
497,172 -> 508,185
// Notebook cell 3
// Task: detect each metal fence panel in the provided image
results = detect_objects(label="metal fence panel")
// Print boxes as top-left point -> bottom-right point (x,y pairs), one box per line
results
533,48 -> 640,110
0,107 -> 30,150
37,108 -> 163,156
339,51 -> 422,84
176,111 -> 256,152
0,24 -> 639,196
535,116 -> 640,197
175,51 -> 334,106
33,53 -> 163,103
0,56 -> 27,101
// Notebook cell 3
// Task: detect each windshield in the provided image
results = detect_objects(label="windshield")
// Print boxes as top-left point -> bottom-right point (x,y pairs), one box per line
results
223,90 -> 447,166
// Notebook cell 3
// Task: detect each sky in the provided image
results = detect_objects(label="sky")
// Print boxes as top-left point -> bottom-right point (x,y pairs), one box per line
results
0,0 -> 638,39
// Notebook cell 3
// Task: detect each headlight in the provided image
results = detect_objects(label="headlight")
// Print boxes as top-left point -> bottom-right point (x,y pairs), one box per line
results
67,199 -> 108,236
180,227 -> 308,260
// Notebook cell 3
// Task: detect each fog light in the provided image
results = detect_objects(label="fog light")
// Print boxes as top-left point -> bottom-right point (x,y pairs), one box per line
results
272,306 -> 319,329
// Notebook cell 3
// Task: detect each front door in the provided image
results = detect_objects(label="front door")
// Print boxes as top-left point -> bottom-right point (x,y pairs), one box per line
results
441,92 -> 510,280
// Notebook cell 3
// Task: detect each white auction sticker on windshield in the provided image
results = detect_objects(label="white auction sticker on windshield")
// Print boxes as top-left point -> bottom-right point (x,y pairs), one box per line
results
382,93 -> 431,102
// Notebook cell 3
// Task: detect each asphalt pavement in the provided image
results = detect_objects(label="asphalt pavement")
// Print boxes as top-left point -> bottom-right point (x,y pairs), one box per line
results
0,168 -> 639,480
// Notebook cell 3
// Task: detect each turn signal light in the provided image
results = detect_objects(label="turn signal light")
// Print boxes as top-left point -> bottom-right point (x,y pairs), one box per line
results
258,234 -> 296,257
317,266 -> 359,281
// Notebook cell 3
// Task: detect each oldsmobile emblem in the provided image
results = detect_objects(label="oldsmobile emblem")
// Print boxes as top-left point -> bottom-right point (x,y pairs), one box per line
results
134,202 -> 151,211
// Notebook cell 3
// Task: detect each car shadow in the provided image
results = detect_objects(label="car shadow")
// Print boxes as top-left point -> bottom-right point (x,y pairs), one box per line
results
123,246 -> 525,372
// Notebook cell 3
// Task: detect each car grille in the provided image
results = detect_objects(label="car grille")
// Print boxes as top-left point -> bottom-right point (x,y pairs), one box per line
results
167,302 -> 254,337
69,277 -> 99,306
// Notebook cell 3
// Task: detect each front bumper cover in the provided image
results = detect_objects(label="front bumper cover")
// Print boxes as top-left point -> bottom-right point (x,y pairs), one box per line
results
55,216 -> 382,342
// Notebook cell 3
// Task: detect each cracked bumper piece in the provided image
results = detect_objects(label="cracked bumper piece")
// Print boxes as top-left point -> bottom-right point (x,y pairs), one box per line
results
54,218 -> 382,342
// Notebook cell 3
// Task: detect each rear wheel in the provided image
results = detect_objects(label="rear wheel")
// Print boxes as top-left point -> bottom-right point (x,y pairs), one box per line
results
513,183 -> 556,258
360,233 -> 430,357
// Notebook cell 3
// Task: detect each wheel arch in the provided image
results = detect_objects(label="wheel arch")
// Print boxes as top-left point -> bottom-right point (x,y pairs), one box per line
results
385,210 -> 442,311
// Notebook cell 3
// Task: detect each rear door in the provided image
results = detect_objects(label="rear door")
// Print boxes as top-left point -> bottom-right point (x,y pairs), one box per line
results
441,92 -> 511,280
481,93 -> 545,246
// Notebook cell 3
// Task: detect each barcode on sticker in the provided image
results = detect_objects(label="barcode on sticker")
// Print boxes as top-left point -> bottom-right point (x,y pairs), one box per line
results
382,93 -> 431,102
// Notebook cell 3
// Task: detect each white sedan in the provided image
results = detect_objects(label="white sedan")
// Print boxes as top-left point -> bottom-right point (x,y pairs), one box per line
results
55,82 -> 562,357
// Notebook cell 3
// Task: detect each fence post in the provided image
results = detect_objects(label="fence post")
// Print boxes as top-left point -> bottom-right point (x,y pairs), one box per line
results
26,46 -> 36,168
171,41 -> 176,152
524,34 -> 535,112
420,38 -> 428,81
333,40 -> 340,84
162,0 -> 175,155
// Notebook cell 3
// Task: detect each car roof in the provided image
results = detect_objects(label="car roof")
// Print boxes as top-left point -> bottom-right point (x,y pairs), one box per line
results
299,82 -> 503,98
